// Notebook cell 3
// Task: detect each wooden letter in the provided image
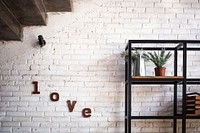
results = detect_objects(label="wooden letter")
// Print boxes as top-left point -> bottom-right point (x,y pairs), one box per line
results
67,100 -> 77,112
32,81 -> 40,94
82,108 -> 91,118
50,92 -> 59,101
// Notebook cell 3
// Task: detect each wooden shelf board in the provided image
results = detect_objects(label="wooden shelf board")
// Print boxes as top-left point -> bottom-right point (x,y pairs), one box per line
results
132,76 -> 184,79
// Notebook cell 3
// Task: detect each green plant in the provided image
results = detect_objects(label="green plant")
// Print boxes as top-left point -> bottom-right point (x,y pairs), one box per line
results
142,49 -> 172,68
120,49 -> 142,62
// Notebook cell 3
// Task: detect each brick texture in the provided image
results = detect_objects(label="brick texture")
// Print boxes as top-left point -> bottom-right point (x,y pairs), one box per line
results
1,0 -> 200,132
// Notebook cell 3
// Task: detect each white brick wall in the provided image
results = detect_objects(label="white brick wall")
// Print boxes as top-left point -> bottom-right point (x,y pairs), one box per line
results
1,0 -> 200,132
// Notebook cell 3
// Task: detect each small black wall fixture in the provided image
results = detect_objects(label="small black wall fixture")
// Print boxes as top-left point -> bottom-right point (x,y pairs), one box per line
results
38,35 -> 46,47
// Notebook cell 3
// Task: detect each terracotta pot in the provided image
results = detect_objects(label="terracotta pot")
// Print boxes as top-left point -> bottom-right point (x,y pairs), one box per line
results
154,67 -> 166,76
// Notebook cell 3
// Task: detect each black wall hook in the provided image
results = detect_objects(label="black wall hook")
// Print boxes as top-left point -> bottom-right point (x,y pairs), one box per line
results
38,35 -> 46,47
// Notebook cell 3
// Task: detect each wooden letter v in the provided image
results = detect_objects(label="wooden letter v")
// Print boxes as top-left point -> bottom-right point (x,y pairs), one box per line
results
67,100 -> 77,112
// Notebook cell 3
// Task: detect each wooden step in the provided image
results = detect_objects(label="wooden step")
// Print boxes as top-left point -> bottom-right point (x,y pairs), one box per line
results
0,0 -> 22,40
44,0 -> 72,12
0,0 -> 73,41
2,0 -> 47,26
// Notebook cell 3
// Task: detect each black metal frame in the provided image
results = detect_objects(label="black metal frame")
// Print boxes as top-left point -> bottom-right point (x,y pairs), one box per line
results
125,40 -> 200,133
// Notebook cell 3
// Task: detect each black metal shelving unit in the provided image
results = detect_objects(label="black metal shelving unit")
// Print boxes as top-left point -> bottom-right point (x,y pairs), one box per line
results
125,40 -> 200,133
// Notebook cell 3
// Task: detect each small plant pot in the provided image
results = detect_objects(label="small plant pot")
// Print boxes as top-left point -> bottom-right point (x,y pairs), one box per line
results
154,67 -> 166,76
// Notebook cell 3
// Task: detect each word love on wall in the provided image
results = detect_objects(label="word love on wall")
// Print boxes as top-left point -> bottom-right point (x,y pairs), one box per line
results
32,81 -> 91,118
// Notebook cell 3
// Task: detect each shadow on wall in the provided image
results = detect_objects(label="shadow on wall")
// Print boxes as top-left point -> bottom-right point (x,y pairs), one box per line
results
90,53 -> 124,132
108,54 -> 125,132
0,38 -> 42,65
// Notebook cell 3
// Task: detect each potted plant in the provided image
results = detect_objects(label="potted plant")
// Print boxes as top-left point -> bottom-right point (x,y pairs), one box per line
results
121,49 -> 146,76
142,49 -> 172,76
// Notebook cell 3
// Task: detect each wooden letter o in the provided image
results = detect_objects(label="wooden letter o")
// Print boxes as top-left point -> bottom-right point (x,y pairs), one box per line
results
50,92 -> 59,101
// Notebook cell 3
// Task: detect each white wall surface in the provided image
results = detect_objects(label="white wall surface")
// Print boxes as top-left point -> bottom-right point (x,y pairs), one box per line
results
1,0 -> 200,132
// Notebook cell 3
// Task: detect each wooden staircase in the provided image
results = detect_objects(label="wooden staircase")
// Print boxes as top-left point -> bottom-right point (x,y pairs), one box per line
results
0,0 -> 72,41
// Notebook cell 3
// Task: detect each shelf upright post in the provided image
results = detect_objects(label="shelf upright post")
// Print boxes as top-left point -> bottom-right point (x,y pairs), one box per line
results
125,52 -> 128,133
182,43 -> 187,133
126,40 -> 132,133
173,46 -> 178,133
124,54 -> 128,133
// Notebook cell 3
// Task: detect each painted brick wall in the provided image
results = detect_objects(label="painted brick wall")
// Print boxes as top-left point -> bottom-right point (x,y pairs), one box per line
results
1,0 -> 200,132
